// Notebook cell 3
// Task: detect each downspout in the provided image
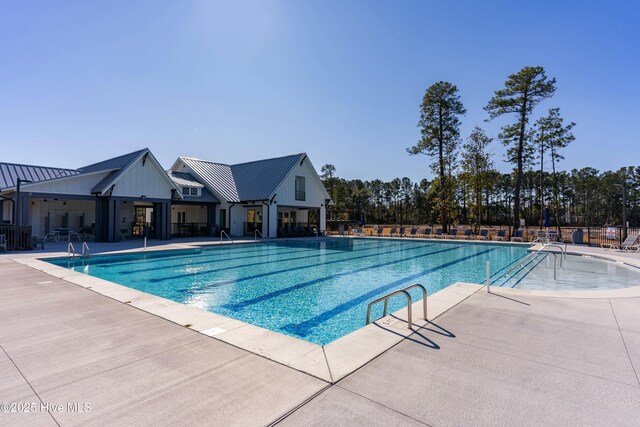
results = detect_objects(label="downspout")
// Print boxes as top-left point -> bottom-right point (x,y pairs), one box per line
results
228,202 -> 236,234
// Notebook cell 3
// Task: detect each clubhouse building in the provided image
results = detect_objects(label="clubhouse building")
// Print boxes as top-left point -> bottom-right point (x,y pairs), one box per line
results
0,149 -> 330,242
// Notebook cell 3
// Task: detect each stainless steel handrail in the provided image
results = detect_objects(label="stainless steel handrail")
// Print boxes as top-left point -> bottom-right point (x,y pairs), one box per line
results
404,283 -> 428,321
220,230 -> 233,243
544,242 -> 567,267
365,283 -> 429,329
366,289 -> 413,329
81,242 -> 90,257
67,242 -> 76,257
254,229 -> 265,240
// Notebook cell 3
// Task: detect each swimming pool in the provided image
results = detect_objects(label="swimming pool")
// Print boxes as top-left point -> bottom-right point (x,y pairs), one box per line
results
48,238 -> 529,345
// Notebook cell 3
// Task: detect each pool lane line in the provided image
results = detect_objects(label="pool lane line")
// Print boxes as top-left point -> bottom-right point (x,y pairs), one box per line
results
56,241 -> 314,268
281,247 -> 498,338
174,242 -> 445,292
509,253 -> 549,288
495,252 -> 547,287
220,245 -> 464,311
113,239 -> 410,275
141,244 -> 433,283
57,238 -> 410,270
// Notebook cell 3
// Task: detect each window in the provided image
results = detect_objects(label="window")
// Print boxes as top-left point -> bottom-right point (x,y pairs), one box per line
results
295,176 -> 306,201
182,187 -> 190,195
190,188 -> 198,195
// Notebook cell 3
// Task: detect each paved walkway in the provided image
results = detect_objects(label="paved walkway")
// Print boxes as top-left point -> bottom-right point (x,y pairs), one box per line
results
2,256 -> 640,426
0,260 -> 327,426
281,290 -> 640,426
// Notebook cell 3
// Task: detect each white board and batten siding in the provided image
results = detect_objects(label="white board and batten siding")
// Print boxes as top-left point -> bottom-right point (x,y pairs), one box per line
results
274,157 -> 330,208
110,157 -> 174,200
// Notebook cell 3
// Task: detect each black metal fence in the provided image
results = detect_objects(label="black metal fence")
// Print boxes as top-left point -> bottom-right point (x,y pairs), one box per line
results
171,222 -> 212,237
0,225 -> 33,251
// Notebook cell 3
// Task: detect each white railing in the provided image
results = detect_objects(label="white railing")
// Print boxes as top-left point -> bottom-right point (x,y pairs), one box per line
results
67,242 -> 76,257
221,230 -> 233,243
254,229 -> 265,241
81,242 -> 90,257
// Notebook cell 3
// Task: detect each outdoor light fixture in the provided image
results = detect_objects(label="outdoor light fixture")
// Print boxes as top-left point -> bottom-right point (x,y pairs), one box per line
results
141,195 -> 146,200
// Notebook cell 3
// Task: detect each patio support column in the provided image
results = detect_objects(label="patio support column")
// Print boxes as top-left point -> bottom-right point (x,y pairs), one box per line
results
20,194 -> 30,226
163,201 -> 171,240
95,198 -> 103,241
152,201 -> 171,240
320,204 -> 327,235
207,204 -> 216,235
268,204 -> 278,238
111,198 -> 121,242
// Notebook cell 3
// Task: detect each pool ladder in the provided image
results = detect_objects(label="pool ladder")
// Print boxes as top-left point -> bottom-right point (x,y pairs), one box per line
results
68,242 -> 90,258
366,283 -> 427,329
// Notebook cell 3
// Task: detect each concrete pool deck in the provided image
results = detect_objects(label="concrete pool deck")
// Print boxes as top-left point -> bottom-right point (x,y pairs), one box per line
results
2,238 -> 640,425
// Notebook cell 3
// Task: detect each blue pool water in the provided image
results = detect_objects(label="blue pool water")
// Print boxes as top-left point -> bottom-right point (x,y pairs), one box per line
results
47,238 -> 528,345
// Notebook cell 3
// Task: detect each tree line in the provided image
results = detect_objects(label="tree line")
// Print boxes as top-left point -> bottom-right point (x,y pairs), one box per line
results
321,66 -> 639,233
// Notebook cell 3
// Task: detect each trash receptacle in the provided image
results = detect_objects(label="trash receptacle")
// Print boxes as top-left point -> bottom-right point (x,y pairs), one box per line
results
572,229 -> 584,244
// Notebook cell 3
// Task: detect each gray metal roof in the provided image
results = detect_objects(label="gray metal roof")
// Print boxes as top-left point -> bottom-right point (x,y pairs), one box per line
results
179,153 -> 306,202
177,187 -> 220,204
230,154 -> 306,201
0,162 -> 79,191
79,148 -> 149,173
167,171 -> 205,188
180,158 -> 239,201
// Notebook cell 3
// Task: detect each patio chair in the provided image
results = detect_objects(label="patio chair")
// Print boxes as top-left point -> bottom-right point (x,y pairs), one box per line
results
463,229 -> 473,239
432,228 -> 444,238
407,228 -> 418,238
57,228 -> 70,243
533,230 -> 547,243
602,233 -> 640,250
445,228 -> 459,239
420,228 -> 432,238
493,229 -> 507,241
375,227 -> 383,237
0,234 -> 6,252
510,229 -> 524,242
380,227 -> 392,237
477,229 -> 489,240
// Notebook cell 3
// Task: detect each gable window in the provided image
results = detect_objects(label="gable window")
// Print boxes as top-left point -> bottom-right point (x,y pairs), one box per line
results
190,188 -> 198,195
295,176 -> 306,201
182,187 -> 190,195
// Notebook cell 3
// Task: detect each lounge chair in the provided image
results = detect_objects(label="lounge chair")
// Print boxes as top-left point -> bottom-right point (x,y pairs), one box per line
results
445,228 -> 459,239
0,234 -> 6,252
421,228 -> 432,238
432,228 -> 444,238
462,229 -> 473,239
381,227 -> 392,237
493,229 -> 507,241
407,228 -> 418,238
397,227 -> 405,237
360,228 -> 372,236
533,230 -> 547,243
511,229 -> 524,242
477,229 -> 489,240
602,233 -> 639,250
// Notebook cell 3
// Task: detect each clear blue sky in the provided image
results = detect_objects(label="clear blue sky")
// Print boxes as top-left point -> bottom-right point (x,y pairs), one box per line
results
1,1 -> 638,182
